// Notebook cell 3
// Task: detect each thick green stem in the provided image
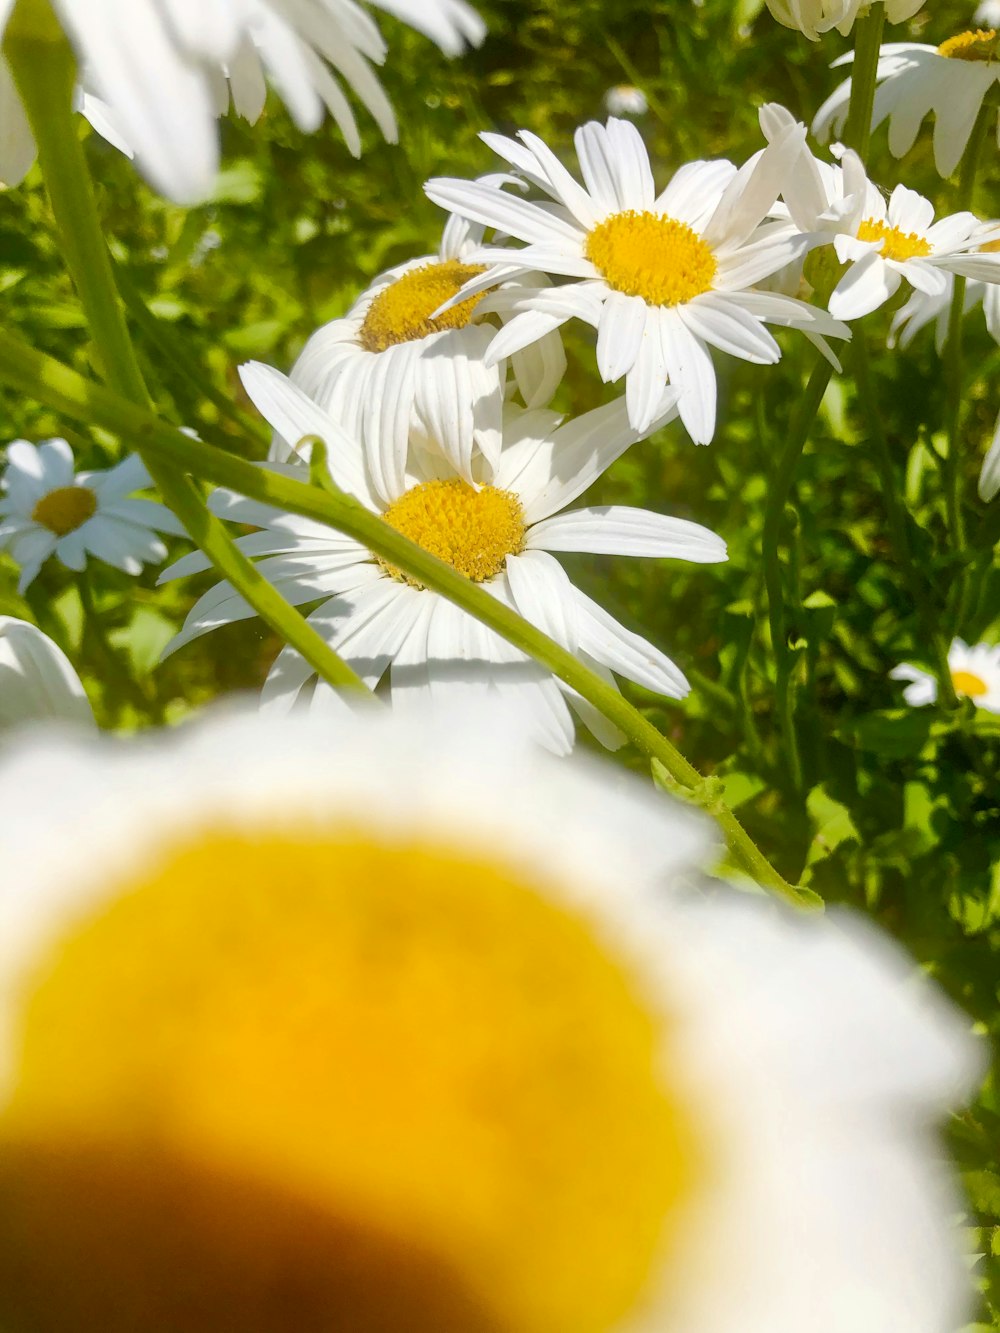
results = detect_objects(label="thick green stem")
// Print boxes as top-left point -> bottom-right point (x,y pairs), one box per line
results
841,2 -> 886,160
4,21 -> 369,698
943,100 -> 993,620
0,328 -> 815,908
763,358 -> 833,790
852,332 -> 957,704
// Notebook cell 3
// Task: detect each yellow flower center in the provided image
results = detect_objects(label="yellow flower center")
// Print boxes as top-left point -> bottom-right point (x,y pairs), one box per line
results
585,210 -> 717,306
951,668 -> 989,698
856,218 -> 932,262
938,28 -> 999,61
359,260 -> 490,353
30,485 -> 97,536
981,238 -> 1000,253
0,827 -> 704,1333
379,478 -> 525,583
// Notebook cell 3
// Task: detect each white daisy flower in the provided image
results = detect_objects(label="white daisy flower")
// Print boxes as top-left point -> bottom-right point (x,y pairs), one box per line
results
888,268 -> 1000,350
891,636 -> 1000,711
765,0 -> 923,40
0,0 -> 485,204
976,0 -> 1000,27
162,364 -> 725,755
286,203 -> 567,503
814,27 -> 1000,180
603,84 -> 648,116
0,439 -> 184,593
820,174 -> 1000,321
978,408 -> 1000,501
0,617 -> 94,732
424,117 -> 849,443
0,704 -> 981,1333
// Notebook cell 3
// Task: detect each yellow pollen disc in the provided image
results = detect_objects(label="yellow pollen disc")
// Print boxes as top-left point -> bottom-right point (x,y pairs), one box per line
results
856,218 -> 932,262
379,478 -> 525,583
30,485 -> 97,536
938,27 -> 999,60
359,260 -> 490,353
951,668 -> 989,698
585,210 -> 717,306
981,238 -> 1000,253
0,828 -> 704,1333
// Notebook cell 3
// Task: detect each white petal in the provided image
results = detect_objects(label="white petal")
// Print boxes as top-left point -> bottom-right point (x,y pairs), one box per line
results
528,506 -> 727,562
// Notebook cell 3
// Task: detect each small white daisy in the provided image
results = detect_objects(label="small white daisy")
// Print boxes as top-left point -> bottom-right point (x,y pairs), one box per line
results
162,364 -> 725,755
0,617 -> 94,732
888,268 -> 1000,350
814,28 -> 1000,179
0,0 -> 485,203
976,0 -> 1000,27
821,175 -> 1000,321
765,0 -> 923,40
0,439 -> 183,592
286,203 -> 566,503
0,704 -> 982,1333
424,117 -> 849,443
602,84 -> 648,116
891,637 -> 1000,711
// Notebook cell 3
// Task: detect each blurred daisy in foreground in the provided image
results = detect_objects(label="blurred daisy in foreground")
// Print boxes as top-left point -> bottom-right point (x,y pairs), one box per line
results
0,440 -> 183,593
891,637 -> 1000,711
765,0 -> 923,40
0,705 -> 982,1333
603,84 -> 648,116
287,201 -> 566,502
162,365 -> 724,755
425,117 -> 849,443
0,0 -> 484,203
0,617 -> 93,732
814,27 -> 1000,179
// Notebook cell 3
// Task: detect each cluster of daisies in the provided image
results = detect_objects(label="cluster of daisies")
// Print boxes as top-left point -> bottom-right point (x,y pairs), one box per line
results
7,71 -> 1000,740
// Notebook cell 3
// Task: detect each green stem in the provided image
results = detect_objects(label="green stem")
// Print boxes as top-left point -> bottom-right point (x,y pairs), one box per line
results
943,100 -> 993,621
763,357 -> 833,791
852,332 -> 957,705
841,2 -> 886,161
0,327 -> 815,908
4,21 -> 369,699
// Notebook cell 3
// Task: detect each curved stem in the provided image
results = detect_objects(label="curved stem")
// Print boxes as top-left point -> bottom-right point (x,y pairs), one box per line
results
763,358 -> 832,791
4,24 -> 370,699
852,332 -> 957,704
0,328 -> 816,908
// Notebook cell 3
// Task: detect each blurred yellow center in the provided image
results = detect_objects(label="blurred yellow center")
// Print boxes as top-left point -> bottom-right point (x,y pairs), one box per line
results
380,479 -> 525,583
586,210 -> 717,305
938,28 -> 999,60
951,668 -> 988,698
359,260 -> 490,352
981,238 -> 1000,253
0,828 -> 702,1333
30,485 -> 96,536
857,218 -> 932,262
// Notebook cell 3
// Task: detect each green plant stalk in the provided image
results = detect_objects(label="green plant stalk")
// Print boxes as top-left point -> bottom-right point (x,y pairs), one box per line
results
0,327 -> 814,908
763,357 -> 833,791
760,2 -> 885,787
943,99 -> 993,620
852,331 -> 957,705
4,20 -> 369,697
841,1 -> 886,160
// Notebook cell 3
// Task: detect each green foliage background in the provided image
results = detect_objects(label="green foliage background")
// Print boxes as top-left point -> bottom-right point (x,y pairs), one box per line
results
1,0 -> 998,1315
